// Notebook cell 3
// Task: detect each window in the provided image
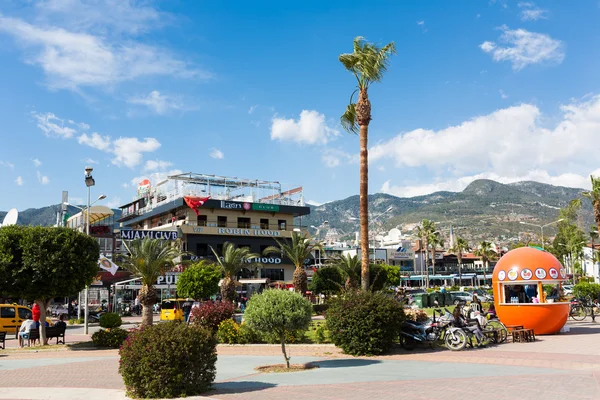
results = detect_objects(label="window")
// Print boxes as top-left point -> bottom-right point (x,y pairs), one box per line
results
196,243 -> 208,256
261,268 -> 285,281
18,308 -> 29,319
1,306 -> 15,318
238,217 -> 251,229
260,218 -> 269,229
217,216 -> 227,228
197,215 -> 207,226
278,219 -> 287,230
502,283 -> 542,304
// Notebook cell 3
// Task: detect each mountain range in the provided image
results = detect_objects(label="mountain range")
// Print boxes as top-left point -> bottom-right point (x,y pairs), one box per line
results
1,179 -> 594,245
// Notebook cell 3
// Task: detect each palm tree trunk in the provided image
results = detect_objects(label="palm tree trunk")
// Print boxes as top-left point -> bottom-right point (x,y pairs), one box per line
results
424,240 -> 430,288
36,299 -> 50,345
221,276 -> 237,303
430,246 -> 436,276
359,122 -> 370,291
139,284 -> 157,327
458,259 -> 462,286
141,301 -> 154,327
293,265 -> 308,295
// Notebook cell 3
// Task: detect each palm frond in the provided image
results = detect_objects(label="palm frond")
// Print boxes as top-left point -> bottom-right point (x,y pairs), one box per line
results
265,232 -> 322,269
210,242 -> 261,278
340,103 -> 359,134
121,238 -> 183,286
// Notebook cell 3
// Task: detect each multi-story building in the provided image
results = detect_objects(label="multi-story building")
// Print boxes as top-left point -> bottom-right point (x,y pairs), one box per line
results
117,172 -> 310,296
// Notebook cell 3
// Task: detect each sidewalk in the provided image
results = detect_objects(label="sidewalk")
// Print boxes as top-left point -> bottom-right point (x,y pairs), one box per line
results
1,321 -> 599,399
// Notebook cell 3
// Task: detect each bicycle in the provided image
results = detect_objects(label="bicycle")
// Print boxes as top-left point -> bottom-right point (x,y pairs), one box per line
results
570,298 -> 599,321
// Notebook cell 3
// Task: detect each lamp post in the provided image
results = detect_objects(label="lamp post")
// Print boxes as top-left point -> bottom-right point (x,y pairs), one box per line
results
83,167 -> 97,335
519,218 -> 564,250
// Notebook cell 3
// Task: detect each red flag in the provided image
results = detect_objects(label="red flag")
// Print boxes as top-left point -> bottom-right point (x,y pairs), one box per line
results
184,196 -> 211,216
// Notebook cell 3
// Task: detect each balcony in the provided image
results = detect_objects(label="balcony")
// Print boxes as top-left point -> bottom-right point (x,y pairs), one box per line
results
180,221 -> 307,238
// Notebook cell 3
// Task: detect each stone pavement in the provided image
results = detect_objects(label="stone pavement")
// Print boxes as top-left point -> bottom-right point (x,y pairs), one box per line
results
1,320 -> 600,399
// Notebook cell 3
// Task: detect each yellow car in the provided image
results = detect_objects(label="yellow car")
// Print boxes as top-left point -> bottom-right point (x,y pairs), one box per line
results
159,299 -> 186,321
0,304 -> 52,338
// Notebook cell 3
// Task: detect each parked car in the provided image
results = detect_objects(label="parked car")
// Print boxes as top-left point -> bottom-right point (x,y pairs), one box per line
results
562,285 -> 574,295
449,291 -> 474,305
0,304 -> 52,338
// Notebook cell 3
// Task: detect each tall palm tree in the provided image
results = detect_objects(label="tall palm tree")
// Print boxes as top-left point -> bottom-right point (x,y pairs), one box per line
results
450,237 -> 470,285
339,36 -> 396,291
583,175 -> 600,233
474,241 -> 497,284
211,242 -> 260,303
416,219 -> 436,287
589,225 -> 598,262
264,231 -> 323,295
331,253 -> 361,290
428,232 -> 443,276
121,238 -> 186,327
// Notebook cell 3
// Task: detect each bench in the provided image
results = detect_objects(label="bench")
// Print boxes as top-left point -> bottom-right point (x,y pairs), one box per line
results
0,331 -> 5,350
512,328 -> 535,343
24,326 -> 66,346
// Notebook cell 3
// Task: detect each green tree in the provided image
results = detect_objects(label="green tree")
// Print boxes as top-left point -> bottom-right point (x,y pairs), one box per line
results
450,237 -> 470,284
264,232 -> 323,295
120,238 -> 186,327
551,199 -> 586,269
339,36 -> 396,291
416,219 -> 436,287
211,242 -> 260,303
0,226 -> 99,345
583,175 -> 600,233
474,241 -> 497,282
379,263 -> 400,287
428,232 -> 443,276
330,253 -> 361,289
244,289 -> 312,368
177,260 -> 221,300
308,267 -> 343,296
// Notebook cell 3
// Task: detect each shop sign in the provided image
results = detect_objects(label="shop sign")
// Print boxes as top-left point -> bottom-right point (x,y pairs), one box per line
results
220,200 -> 243,210
189,255 -> 282,264
217,228 -> 282,237
121,229 -> 178,240
252,203 -> 280,212
157,274 -> 180,285
388,247 -> 414,260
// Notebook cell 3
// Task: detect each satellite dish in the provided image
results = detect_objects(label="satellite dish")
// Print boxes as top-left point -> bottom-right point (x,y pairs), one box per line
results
1,208 -> 18,226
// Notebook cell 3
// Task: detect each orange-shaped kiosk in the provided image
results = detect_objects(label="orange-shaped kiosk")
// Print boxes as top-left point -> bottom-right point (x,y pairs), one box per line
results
492,247 -> 569,335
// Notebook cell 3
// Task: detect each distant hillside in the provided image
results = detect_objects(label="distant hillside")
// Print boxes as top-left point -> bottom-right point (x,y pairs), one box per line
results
0,205 -> 122,227
302,179 -> 594,244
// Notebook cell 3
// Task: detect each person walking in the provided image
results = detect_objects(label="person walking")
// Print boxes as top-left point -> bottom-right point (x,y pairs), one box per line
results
134,295 -> 140,316
182,299 -> 193,323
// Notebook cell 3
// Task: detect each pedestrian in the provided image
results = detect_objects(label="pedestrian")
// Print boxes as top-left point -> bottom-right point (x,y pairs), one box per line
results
31,303 -> 41,328
133,295 -> 140,315
182,299 -> 193,323
18,313 -> 36,348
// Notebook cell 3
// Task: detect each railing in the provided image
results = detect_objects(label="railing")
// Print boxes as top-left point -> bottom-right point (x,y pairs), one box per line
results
186,221 -> 307,231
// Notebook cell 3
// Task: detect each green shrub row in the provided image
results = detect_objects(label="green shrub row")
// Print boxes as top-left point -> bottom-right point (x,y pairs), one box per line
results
92,328 -> 129,348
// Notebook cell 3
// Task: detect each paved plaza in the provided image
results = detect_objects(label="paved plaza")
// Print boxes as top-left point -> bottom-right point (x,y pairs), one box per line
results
1,320 -> 600,399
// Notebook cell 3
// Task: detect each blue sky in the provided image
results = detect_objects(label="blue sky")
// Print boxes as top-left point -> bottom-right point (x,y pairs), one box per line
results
1,0 -> 600,211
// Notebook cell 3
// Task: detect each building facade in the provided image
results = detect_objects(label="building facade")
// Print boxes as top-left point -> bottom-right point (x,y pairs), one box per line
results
117,173 -> 310,293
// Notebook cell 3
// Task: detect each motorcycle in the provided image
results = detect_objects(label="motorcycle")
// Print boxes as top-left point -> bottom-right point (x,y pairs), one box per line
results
88,310 -> 106,323
399,309 -> 468,351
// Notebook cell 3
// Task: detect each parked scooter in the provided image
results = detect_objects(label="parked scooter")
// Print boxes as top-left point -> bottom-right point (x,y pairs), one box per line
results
88,310 -> 106,323
399,309 -> 468,351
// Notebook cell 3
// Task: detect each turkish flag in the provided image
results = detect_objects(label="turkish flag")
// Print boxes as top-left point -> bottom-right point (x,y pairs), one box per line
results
184,196 -> 211,216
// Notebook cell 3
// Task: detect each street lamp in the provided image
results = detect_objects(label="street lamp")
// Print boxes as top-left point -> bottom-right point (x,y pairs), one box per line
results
83,166 -> 98,335
519,218 -> 564,250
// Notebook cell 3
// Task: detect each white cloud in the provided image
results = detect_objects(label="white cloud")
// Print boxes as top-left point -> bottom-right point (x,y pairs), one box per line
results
499,89 -> 508,99
15,176 -> 24,186
371,94 -> 600,196
84,158 -> 99,164
121,183 -> 129,188
321,148 -> 356,168
0,10 -> 206,90
32,112 -> 77,138
209,148 -> 224,159
248,105 -> 258,114
144,160 -> 173,171
78,132 -> 112,151
480,26 -> 564,70
112,137 -> 161,168
271,110 -> 340,145
417,20 -> 425,25
128,91 -> 184,115
0,161 -> 15,169
36,171 -> 50,185
32,158 -> 42,167
518,2 -> 548,21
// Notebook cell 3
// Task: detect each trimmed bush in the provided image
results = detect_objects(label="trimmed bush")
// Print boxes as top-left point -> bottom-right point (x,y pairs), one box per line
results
573,282 -> 600,300
216,319 -> 239,344
99,312 -> 122,329
326,290 -> 405,356
92,328 -> 129,348
238,322 -> 261,344
244,289 -> 312,368
189,301 -> 235,332
119,321 -> 217,398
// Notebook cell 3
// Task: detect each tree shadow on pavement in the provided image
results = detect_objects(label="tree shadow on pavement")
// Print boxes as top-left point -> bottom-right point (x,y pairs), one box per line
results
564,325 -> 600,335
309,359 -> 381,368
210,381 -> 277,396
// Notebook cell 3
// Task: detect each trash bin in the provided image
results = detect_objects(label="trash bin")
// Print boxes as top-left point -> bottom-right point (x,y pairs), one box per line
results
413,293 -> 427,308
428,292 -> 443,308
444,292 -> 453,307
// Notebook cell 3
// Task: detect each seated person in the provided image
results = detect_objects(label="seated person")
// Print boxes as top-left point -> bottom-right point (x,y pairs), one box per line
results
452,304 -> 486,345
18,313 -> 37,348
54,314 -> 67,329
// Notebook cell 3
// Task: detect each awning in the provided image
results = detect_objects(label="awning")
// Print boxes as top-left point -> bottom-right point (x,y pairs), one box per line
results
67,205 -> 114,225
238,279 -> 269,284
